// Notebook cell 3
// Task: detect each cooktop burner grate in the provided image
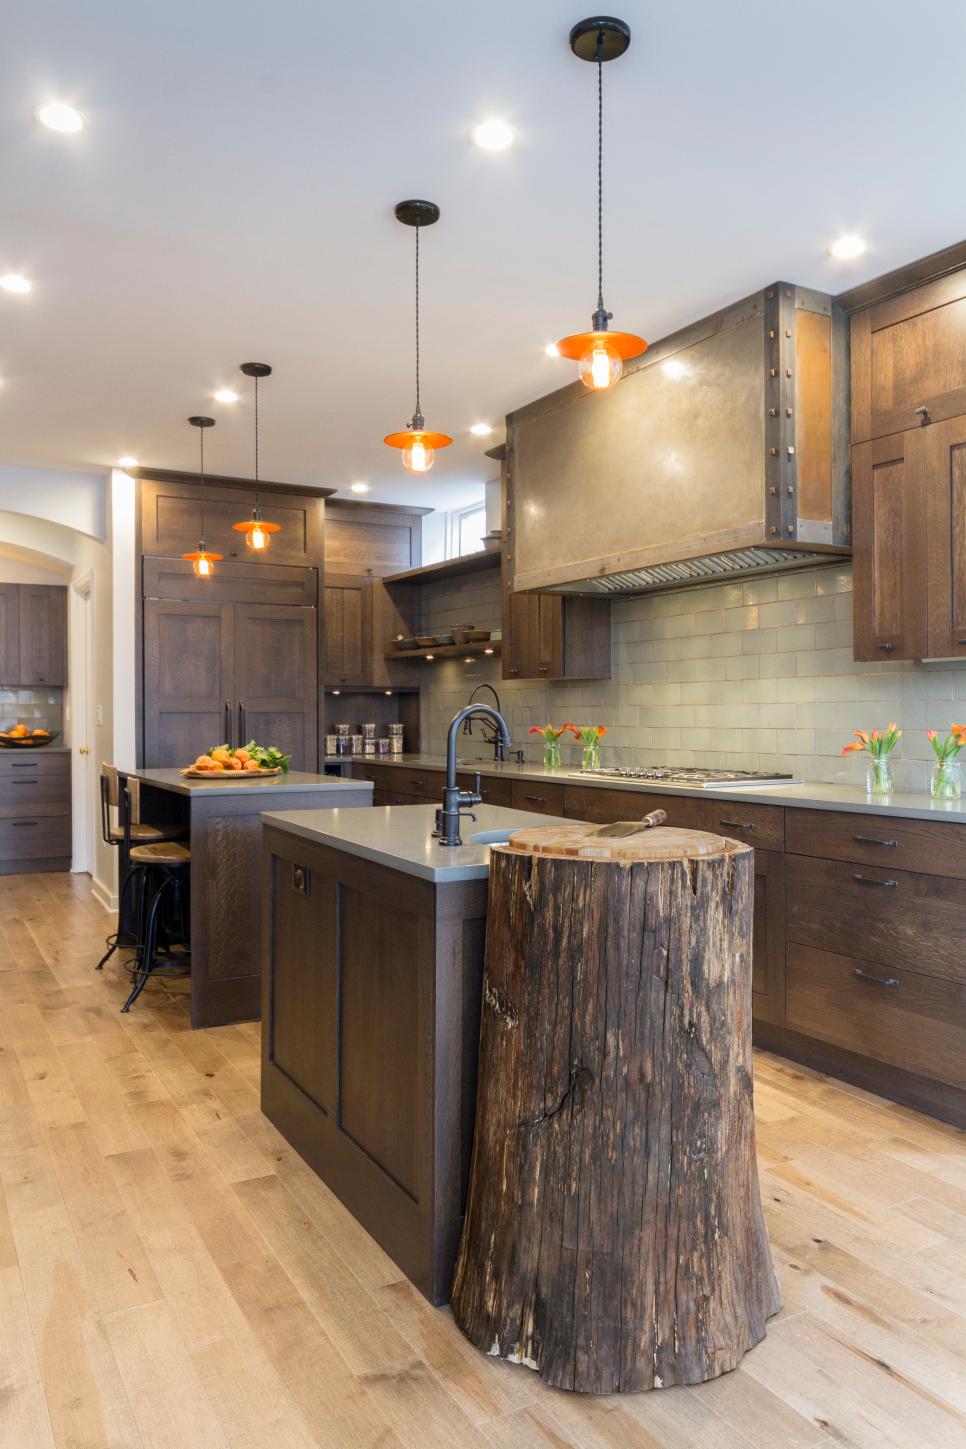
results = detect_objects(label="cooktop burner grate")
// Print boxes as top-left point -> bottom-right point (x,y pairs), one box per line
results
578,766 -> 802,789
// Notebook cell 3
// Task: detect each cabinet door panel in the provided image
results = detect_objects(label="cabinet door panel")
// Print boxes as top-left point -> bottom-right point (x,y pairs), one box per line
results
233,604 -> 318,770
925,413 -> 966,658
324,574 -> 370,685
18,586 -> 66,685
851,431 -> 926,660
852,273 -> 966,442
143,601 -> 234,765
752,849 -> 786,1026
140,477 -> 322,567
0,584 -> 19,685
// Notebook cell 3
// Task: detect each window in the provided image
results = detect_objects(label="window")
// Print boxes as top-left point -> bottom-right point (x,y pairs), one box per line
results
449,502 -> 487,558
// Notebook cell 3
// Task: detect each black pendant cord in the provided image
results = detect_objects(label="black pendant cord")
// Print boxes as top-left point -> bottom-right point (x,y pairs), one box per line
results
253,373 -> 260,513
199,427 -> 207,547
413,222 -> 422,426
597,51 -> 604,317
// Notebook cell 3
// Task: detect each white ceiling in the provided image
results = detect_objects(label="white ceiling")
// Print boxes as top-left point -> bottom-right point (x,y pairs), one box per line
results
1,0 -> 963,511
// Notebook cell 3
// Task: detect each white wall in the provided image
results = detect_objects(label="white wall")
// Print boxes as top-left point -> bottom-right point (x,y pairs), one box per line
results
0,466 -> 106,541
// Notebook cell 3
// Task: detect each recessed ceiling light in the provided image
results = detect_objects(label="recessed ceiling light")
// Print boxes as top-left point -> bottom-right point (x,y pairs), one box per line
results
662,359 -> 688,380
34,101 -> 85,133
349,481 -> 370,494
0,274 -> 32,294
213,388 -> 238,403
469,422 -> 493,437
471,118 -> 515,152
116,455 -> 139,468
829,234 -> 866,260
544,342 -> 560,358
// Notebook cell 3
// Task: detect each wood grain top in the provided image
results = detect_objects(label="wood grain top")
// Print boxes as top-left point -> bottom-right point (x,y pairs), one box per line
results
503,821 -> 747,861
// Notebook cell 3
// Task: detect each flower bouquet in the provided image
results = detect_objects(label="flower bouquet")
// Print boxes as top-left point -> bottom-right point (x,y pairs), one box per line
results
927,724 -> 966,800
529,723 -> 569,771
841,723 -> 901,796
565,723 -> 607,771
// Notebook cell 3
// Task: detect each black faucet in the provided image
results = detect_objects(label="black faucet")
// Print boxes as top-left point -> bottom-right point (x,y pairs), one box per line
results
463,683 -> 507,762
435,704 -> 512,847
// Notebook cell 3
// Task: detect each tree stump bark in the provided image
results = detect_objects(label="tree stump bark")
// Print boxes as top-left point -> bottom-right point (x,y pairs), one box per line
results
451,823 -> 781,1394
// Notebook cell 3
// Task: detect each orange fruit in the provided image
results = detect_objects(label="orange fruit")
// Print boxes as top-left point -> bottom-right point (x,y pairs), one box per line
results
244,759 -> 260,772
235,749 -> 250,764
228,757 -> 243,771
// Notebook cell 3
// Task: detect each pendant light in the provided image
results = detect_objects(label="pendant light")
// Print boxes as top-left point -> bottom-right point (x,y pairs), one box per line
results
233,362 -> 280,551
555,17 -> 646,390
181,416 -> 222,578
384,200 -> 452,473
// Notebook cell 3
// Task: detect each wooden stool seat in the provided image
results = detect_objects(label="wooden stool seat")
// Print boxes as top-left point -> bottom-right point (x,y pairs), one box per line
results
129,841 -> 192,867
109,821 -> 185,844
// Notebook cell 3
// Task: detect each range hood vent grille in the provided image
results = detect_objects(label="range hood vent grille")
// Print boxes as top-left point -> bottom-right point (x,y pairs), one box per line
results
550,547 -> 822,596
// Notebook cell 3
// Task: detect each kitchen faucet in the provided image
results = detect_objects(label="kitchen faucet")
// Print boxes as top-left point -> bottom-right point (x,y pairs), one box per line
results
435,704 -> 512,847
463,683 -> 508,761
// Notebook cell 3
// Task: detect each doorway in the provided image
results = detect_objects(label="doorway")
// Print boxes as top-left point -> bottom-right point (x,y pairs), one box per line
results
69,573 -> 96,874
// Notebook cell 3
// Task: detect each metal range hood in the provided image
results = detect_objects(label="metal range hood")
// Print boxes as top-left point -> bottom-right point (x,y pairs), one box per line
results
505,284 -> 851,597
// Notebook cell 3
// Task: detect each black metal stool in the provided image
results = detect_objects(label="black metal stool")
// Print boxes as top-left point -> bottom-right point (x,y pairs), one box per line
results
120,839 -> 192,1013
95,766 -> 185,972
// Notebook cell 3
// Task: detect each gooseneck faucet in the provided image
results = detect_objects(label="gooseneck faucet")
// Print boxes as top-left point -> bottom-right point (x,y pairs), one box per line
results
463,683 -> 508,761
435,704 -> 512,847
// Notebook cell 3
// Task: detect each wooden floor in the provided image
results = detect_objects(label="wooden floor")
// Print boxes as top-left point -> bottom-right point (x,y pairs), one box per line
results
2,875 -> 966,1449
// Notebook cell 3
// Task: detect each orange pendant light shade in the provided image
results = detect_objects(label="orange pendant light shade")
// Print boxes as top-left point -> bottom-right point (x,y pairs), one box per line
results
234,362 -> 280,548
384,200 -> 450,474
555,18 -> 645,393
181,416 -> 220,578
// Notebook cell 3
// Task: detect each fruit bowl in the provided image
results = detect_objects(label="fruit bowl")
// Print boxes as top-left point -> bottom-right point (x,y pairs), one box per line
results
0,729 -> 60,748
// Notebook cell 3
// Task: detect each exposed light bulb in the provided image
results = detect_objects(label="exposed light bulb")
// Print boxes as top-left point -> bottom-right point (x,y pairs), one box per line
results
402,437 -> 434,473
35,101 -> 84,132
544,342 -> 560,358
578,340 -> 622,391
194,555 -> 212,578
246,524 -> 268,551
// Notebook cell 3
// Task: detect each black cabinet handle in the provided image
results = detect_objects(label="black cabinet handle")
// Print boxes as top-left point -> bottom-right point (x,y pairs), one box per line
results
523,794 -> 546,803
853,834 -> 897,848
852,873 -> 897,888
11,820 -> 37,827
854,968 -> 899,988
409,780 -> 425,789
11,780 -> 37,785
11,763 -> 37,769
878,642 -> 895,652
224,701 -> 232,747
720,819 -> 756,830
238,701 -> 246,743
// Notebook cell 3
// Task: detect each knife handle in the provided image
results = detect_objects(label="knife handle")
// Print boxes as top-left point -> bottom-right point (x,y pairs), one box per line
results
642,809 -> 667,828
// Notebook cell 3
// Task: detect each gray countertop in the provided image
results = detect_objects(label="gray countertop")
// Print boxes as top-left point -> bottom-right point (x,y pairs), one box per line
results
132,767 -> 373,799
262,802 -> 568,882
325,752 -> 966,825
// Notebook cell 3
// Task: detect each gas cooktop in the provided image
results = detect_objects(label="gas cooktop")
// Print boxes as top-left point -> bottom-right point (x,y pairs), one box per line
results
577,766 -> 802,789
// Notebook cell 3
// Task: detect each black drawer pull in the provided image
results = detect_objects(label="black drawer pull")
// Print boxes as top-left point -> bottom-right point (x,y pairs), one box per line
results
11,763 -> 38,769
720,819 -> 756,831
878,642 -> 895,651
853,834 -> 897,847
853,873 -> 897,888
854,968 -> 899,988
523,794 -> 546,803
409,780 -> 425,789
11,820 -> 38,827
11,780 -> 37,785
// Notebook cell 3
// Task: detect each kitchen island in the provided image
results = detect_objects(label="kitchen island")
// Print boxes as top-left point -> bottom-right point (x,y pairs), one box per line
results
259,800 -> 567,1304
126,768 -> 372,1027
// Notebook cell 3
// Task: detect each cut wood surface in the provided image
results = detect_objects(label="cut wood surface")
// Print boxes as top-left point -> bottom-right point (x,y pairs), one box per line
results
452,825 -> 781,1393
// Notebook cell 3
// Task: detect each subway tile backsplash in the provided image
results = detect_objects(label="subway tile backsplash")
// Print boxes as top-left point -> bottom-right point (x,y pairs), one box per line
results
419,564 -> 966,792
0,687 -> 64,735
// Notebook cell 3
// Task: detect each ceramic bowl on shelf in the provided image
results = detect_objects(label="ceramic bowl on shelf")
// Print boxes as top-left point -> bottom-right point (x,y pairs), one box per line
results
414,636 -> 437,648
451,624 -> 475,645
464,629 -> 491,642
0,729 -> 60,748
434,633 -> 455,646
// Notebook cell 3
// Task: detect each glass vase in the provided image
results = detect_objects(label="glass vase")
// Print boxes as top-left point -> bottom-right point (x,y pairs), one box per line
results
931,758 -> 962,801
543,738 -> 561,771
866,757 -> 894,796
581,740 -> 601,771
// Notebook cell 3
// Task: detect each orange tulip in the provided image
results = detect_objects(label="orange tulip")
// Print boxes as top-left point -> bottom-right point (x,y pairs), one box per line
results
841,741 -> 865,755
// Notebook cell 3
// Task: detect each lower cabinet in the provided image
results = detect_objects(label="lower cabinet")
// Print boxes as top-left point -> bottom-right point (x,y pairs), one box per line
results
0,752 -> 71,873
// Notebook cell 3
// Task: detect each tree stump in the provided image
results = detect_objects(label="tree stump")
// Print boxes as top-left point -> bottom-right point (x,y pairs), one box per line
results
451,821 -> 781,1394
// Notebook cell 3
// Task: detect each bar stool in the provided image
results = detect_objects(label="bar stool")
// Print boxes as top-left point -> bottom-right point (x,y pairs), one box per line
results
95,765 -> 185,972
121,838 -> 192,1013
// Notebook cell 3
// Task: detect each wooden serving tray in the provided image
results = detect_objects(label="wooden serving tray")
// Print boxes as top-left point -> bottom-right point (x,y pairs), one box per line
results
180,766 -> 282,780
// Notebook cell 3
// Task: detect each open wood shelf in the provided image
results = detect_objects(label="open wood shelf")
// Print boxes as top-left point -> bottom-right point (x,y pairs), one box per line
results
384,641 -> 502,662
382,549 -> 502,586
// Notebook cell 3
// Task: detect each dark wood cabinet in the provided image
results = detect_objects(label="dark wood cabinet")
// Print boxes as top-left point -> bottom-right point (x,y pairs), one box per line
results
924,413 -> 966,658
323,573 -> 370,685
0,751 -> 71,874
233,604 -> 318,764
751,849 -> 786,1027
851,429 -> 927,660
0,584 -> 20,685
851,271 -> 966,443
138,475 -> 324,569
0,585 -> 67,687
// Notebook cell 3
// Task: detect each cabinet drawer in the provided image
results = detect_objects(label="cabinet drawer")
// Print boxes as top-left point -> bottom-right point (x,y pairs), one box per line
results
0,767 -> 71,806
787,943 -> 966,1090
786,853 -> 966,984
562,784 -> 783,851
390,769 -> 445,802
786,807 -> 966,880
0,751 -> 69,776
511,780 -> 564,815
389,791 -> 426,806
456,771 -> 512,808
349,762 -> 392,790
0,815 -> 71,861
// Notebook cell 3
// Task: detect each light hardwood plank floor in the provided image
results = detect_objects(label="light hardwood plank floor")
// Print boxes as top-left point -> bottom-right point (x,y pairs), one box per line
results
1,871 -> 964,1449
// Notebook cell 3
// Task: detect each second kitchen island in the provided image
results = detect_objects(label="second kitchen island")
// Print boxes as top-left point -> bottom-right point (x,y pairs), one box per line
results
260,800 -> 567,1304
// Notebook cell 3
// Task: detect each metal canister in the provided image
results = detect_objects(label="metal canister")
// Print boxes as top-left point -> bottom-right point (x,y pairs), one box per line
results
376,738 -> 390,755
362,722 -> 377,740
350,734 -> 363,754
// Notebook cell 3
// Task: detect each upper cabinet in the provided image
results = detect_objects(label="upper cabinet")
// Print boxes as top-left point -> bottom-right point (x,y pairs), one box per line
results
323,574 -> 371,686
138,473 -> 325,568
851,273 -> 966,443
323,502 -> 426,689
0,585 -> 67,687
851,265 -> 966,661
